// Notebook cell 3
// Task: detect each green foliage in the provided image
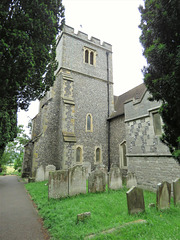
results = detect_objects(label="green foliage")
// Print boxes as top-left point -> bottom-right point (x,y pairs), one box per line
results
0,125 -> 30,169
25,182 -> 180,239
0,0 -> 65,157
139,0 -> 180,164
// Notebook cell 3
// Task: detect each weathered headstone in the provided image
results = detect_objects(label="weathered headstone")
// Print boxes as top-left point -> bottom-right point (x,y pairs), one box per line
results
77,212 -> 91,224
44,165 -> 56,180
48,170 -> 68,199
69,165 -> 87,196
108,167 -> 122,190
126,172 -> 137,189
126,186 -> 145,214
156,181 -> 171,210
35,165 -> 45,182
82,162 -> 91,179
173,178 -> 180,206
88,169 -> 106,193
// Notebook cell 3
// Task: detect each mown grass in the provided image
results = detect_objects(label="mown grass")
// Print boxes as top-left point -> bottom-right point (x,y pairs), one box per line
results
25,181 -> 180,240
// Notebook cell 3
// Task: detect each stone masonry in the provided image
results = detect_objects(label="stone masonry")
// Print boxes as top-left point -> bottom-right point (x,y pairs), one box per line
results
22,25 -> 114,179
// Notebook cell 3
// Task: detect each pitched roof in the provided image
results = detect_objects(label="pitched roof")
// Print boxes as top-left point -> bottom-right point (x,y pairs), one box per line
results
109,83 -> 147,119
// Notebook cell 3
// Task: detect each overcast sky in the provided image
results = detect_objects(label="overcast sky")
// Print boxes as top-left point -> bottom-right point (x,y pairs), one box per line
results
18,0 -> 146,128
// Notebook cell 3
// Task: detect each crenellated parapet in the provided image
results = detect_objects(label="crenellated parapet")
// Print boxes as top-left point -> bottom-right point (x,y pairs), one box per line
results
57,25 -> 112,51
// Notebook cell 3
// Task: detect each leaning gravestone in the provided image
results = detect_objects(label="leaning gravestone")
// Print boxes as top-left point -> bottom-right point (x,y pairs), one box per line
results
108,167 -> 122,190
88,169 -> 106,193
69,165 -> 87,196
126,186 -> 145,214
173,178 -> 180,206
156,181 -> 171,210
44,165 -> 56,180
126,172 -> 137,189
48,170 -> 68,199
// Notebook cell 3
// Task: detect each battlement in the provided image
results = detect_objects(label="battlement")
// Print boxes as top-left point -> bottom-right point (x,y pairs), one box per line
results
59,25 -> 112,51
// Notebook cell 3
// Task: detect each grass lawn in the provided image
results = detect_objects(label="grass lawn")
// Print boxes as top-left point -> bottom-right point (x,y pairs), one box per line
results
25,181 -> 180,240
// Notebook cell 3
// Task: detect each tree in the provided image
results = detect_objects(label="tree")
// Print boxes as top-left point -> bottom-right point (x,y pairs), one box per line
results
139,0 -> 180,164
0,0 -> 65,157
0,125 -> 30,170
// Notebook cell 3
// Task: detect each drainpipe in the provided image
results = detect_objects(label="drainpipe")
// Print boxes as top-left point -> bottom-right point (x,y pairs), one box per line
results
106,52 -> 111,172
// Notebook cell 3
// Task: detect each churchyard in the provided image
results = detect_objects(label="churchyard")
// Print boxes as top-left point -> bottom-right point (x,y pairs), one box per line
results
25,176 -> 180,239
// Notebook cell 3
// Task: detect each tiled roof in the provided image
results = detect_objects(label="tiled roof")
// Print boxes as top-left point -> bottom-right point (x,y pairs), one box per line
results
109,83 -> 147,119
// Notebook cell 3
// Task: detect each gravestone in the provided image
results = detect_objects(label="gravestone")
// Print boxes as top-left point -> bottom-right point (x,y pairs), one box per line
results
69,165 -> 87,196
126,186 -> 145,214
108,167 -> 122,190
96,164 -> 108,182
156,181 -> 171,210
88,169 -> 106,193
82,162 -> 91,179
35,165 -> 45,182
44,165 -> 56,180
126,172 -> 137,189
48,170 -> 68,199
173,178 -> 180,206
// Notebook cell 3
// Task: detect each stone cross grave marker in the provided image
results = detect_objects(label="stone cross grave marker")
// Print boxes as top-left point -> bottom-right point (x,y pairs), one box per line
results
126,186 -> 145,214
173,178 -> 180,206
156,181 -> 171,210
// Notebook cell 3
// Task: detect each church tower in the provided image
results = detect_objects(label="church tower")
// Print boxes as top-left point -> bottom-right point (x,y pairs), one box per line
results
22,25 -> 114,180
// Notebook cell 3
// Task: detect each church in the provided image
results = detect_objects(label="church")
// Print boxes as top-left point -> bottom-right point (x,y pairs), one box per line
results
22,25 -> 180,191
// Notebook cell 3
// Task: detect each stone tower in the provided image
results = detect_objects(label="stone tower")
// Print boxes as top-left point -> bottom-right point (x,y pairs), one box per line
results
22,25 -> 114,180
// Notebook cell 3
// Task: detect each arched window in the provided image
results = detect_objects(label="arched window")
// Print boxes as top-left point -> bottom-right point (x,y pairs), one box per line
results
86,113 -> 93,132
95,147 -> 101,163
96,148 -> 100,163
90,51 -> 94,65
85,49 -> 89,63
76,146 -> 82,163
84,47 -> 96,66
